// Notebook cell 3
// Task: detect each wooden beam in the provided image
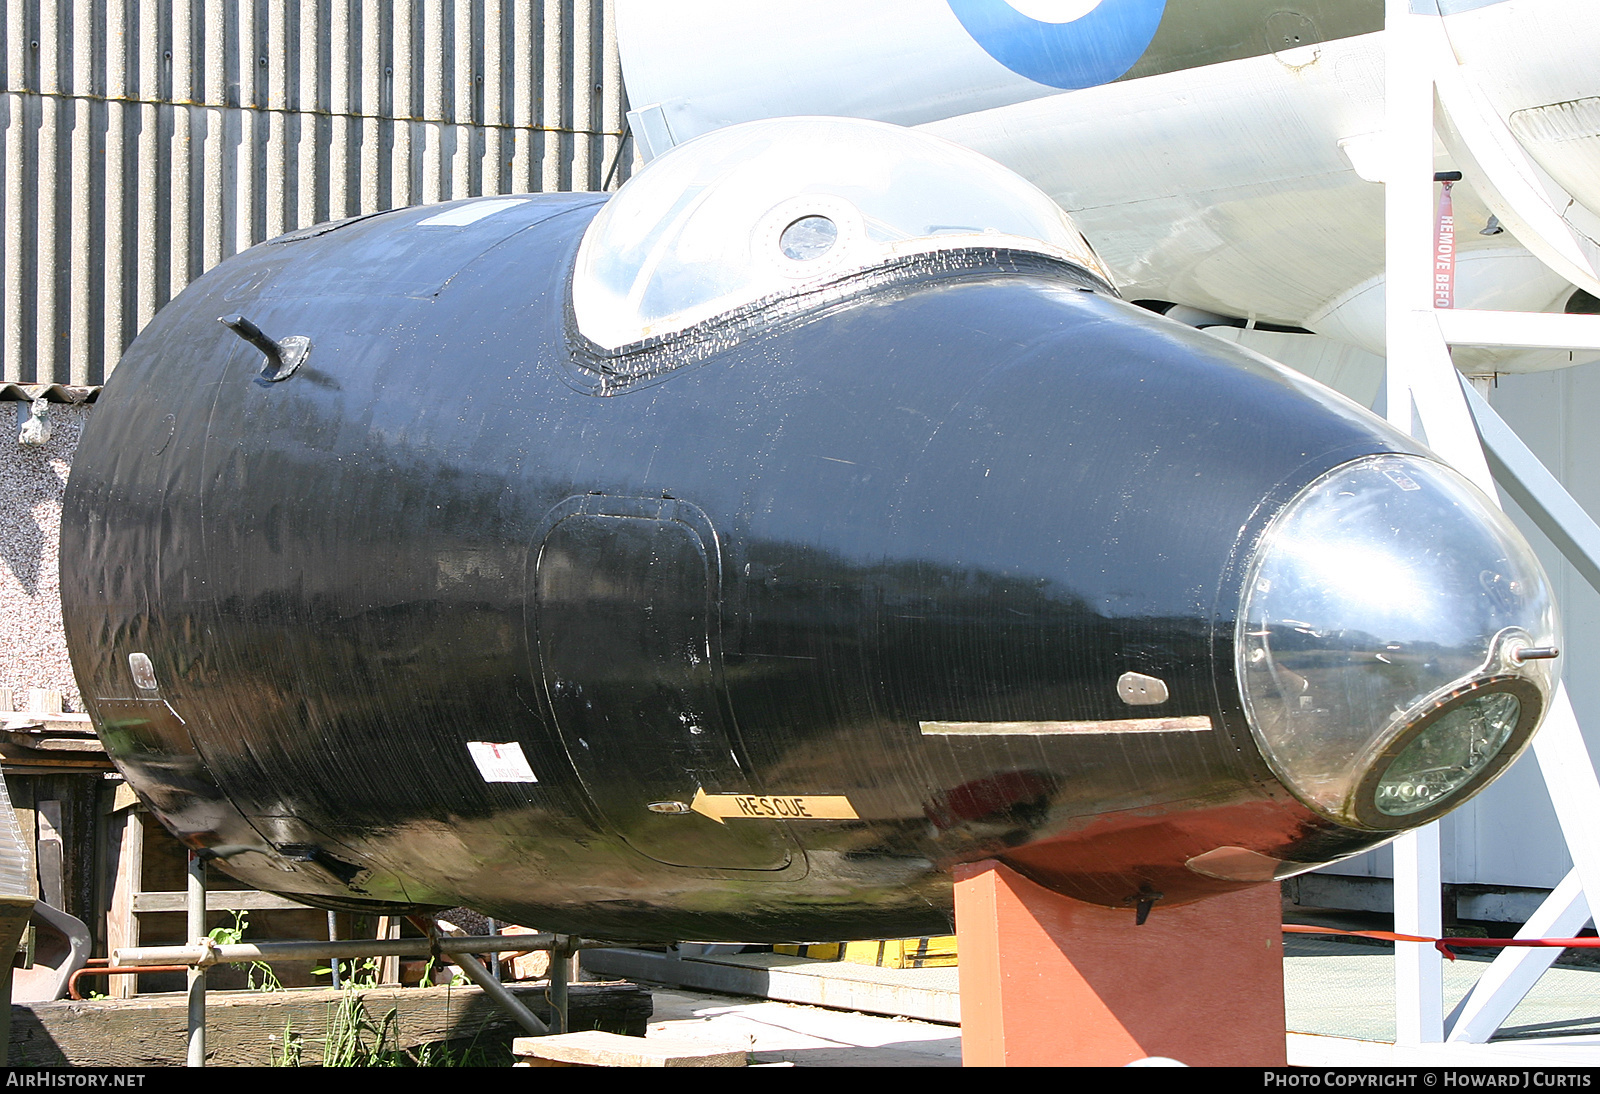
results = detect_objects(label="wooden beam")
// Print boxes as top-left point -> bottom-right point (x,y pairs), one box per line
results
10,981 -> 651,1066
35,802 -> 62,911
24,692 -> 61,717
376,916 -> 400,985
132,891 -> 316,914
0,736 -> 105,753
0,762 -> 115,776
104,811 -> 142,999
0,716 -> 111,772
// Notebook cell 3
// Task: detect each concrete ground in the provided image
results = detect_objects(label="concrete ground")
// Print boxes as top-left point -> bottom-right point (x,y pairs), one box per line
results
1285,934 -> 1600,1043
642,986 -> 962,1066
603,927 -> 1600,1066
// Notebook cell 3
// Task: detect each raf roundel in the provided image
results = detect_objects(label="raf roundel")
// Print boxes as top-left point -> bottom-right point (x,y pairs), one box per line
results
946,0 -> 1167,90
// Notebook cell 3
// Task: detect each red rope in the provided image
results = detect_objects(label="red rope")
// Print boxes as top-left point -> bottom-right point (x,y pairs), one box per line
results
1284,923 -> 1600,961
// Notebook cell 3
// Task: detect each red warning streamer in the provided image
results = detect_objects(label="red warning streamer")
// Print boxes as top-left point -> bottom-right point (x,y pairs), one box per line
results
1284,923 -> 1600,961
1434,180 -> 1456,310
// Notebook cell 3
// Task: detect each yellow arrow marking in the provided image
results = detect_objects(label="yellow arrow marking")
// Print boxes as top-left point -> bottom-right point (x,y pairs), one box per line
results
689,787 -> 859,825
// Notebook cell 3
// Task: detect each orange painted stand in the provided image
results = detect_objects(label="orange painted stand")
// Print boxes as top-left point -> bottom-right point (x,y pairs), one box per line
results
954,860 -> 1287,1067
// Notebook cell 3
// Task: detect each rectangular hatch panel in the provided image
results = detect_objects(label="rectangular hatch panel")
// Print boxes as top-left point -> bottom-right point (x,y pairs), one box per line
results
534,496 -> 792,871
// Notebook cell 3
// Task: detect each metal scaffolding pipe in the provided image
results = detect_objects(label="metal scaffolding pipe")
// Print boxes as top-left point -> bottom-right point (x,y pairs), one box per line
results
409,916 -> 549,1038
112,933 -> 619,968
550,934 -> 572,1034
185,852 -> 206,1068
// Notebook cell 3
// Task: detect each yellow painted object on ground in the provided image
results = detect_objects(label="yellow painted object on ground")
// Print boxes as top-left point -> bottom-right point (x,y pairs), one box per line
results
774,936 -> 957,968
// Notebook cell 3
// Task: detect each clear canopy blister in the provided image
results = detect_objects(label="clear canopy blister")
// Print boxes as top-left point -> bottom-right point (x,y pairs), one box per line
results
571,117 -> 1110,350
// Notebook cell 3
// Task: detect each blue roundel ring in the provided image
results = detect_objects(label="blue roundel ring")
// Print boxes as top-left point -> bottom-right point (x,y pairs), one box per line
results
947,0 -> 1168,90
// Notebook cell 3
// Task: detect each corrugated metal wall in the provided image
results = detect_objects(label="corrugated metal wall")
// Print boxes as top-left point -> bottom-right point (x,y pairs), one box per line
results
0,0 -> 629,385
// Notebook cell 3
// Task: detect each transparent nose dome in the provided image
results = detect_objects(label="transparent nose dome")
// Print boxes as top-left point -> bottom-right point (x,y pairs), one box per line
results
1238,454 -> 1558,830
571,117 -> 1111,349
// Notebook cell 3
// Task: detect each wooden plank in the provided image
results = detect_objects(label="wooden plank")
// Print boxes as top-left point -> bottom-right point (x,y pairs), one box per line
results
104,811 -> 141,999
0,758 -> 115,775
25,692 -> 62,716
584,948 -> 962,1025
11,779 -> 35,901
376,916 -> 400,985
0,717 -> 107,771
0,715 -> 93,731
35,801 -> 62,910
512,1030 -> 745,1068
0,737 -> 106,753
132,891 -> 317,914
104,783 -> 139,814
501,924 -> 551,981
59,779 -> 97,949
10,981 -> 651,1066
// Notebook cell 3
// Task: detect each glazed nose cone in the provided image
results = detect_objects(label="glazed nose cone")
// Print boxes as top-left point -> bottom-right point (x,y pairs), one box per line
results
1237,454 -> 1557,830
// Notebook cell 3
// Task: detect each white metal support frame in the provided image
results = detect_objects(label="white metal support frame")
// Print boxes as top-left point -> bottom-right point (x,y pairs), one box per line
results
1381,0 -> 1600,1054
1447,396 -> 1600,1045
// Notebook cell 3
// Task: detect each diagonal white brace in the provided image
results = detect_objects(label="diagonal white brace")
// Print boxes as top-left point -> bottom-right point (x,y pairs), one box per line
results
1533,689 -> 1600,924
1446,868 -> 1591,1043
1460,376 -> 1600,595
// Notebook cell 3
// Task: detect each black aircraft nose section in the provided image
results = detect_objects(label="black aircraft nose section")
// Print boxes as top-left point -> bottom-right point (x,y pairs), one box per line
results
60,119 -> 1558,939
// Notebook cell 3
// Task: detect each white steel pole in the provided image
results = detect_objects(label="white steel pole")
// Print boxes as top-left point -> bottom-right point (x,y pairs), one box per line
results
1378,0 -> 1600,1051
185,850 -> 207,1067
1385,0 -> 1449,1044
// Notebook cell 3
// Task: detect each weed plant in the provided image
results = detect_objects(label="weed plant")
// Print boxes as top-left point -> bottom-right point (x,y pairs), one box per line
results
320,989 -> 403,1066
273,952 -> 496,1065
207,910 -> 282,991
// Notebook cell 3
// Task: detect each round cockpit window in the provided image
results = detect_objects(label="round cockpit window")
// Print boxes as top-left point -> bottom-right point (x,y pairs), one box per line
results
570,117 -> 1111,349
779,216 -> 838,261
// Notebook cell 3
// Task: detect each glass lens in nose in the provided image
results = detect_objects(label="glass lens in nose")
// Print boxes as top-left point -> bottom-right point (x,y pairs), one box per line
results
1374,690 -> 1521,817
1238,454 -> 1556,826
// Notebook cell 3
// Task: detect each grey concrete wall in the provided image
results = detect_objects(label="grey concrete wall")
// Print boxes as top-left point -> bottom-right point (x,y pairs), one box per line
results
0,0 -> 632,709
